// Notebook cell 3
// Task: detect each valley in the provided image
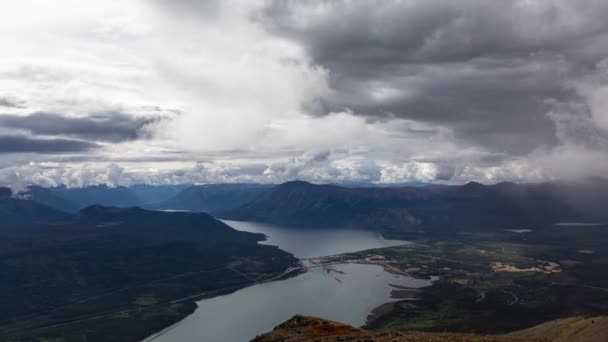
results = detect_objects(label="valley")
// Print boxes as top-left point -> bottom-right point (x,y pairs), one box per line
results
146,220 -> 423,342
3,181 -> 608,341
5,3 -> 608,340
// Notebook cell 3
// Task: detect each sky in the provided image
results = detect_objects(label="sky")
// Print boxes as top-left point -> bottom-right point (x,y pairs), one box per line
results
1,0 -> 608,189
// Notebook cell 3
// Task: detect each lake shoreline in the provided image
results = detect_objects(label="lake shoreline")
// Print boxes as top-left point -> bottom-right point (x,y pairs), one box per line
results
145,220 -> 423,342
143,261 -> 306,341
144,255 -> 433,341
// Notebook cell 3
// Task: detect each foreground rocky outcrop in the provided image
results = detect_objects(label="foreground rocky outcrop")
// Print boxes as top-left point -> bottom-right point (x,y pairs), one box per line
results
252,315 -> 538,342
253,315 -> 608,342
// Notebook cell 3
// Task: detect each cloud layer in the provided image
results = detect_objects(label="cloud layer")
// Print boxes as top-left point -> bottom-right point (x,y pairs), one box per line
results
260,0 -> 608,154
0,111 -> 170,143
0,135 -> 98,153
1,0 -> 608,188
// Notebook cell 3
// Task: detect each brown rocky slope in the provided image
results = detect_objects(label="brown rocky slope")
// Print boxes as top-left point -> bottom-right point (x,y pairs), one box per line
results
252,315 -> 608,342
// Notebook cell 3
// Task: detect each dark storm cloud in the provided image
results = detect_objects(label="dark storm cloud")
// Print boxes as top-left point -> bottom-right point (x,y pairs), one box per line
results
0,135 -> 98,154
0,112 -> 166,143
259,0 -> 608,155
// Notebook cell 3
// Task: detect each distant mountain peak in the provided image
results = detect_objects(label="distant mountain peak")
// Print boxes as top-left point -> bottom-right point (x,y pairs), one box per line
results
463,181 -> 486,188
281,180 -> 313,187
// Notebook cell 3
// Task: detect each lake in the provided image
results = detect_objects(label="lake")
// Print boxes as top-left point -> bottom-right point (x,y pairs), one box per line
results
146,221 -> 432,342
224,220 -> 409,258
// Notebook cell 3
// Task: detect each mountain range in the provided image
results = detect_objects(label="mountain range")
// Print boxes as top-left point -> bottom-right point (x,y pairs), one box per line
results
19,183 -> 272,213
221,180 -> 608,235
7,179 -> 608,236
